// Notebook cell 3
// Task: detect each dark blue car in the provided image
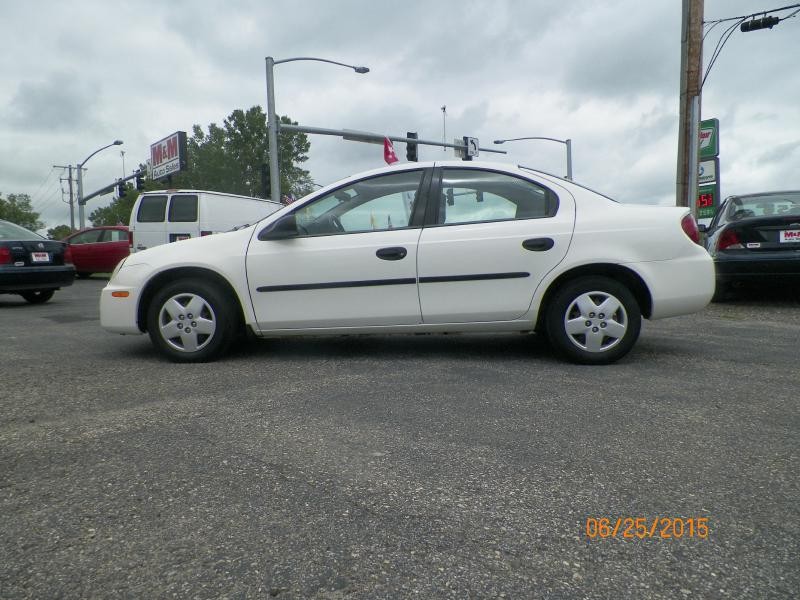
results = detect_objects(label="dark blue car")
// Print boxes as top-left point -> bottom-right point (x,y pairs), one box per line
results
700,191 -> 800,301
0,219 -> 75,304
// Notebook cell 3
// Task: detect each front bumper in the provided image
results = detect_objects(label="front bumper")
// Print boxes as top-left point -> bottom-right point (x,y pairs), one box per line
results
99,262 -> 151,335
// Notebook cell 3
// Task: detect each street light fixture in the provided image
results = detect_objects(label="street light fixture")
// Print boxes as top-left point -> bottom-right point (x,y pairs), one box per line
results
493,136 -> 573,180
77,139 -> 123,229
265,56 -> 369,203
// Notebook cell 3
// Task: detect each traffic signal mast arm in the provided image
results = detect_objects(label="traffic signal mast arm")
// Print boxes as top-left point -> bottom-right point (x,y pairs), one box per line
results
81,169 -> 145,205
278,124 -> 507,157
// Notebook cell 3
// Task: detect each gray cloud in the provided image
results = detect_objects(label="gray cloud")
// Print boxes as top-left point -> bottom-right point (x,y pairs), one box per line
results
0,0 -> 798,230
6,72 -> 99,131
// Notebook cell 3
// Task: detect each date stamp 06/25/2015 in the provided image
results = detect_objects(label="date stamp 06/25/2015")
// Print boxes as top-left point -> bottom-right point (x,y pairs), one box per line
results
585,517 -> 710,540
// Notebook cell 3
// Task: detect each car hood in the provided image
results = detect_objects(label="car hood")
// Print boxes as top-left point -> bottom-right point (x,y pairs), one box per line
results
124,226 -> 255,269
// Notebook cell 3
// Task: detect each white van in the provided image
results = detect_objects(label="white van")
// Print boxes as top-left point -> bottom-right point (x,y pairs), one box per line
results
129,190 -> 282,253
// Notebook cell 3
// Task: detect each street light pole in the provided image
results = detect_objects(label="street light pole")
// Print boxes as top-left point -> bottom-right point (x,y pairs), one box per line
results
493,136 -> 574,180
265,56 -> 279,205
77,140 -> 123,229
265,56 -> 369,203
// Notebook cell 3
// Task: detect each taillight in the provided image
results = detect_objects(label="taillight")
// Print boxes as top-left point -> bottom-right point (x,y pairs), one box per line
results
681,213 -> 700,244
63,245 -> 74,265
200,230 -> 212,236
717,228 -> 743,251
0,247 -> 11,265
128,230 -> 133,250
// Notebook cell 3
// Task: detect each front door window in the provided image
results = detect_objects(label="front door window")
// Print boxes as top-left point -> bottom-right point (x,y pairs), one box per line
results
294,170 -> 424,235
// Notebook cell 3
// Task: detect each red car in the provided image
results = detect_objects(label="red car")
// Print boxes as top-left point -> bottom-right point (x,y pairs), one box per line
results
64,226 -> 130,278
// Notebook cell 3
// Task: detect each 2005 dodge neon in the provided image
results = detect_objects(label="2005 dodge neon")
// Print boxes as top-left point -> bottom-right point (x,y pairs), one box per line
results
100,162 -> 714,364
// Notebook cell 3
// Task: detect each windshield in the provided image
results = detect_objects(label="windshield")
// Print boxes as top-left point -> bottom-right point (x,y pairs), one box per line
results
725,192 -> 800,220
0,220 -> 43,241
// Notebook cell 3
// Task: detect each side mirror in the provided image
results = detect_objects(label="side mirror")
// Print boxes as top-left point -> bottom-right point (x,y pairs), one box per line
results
258,214 -> 300,240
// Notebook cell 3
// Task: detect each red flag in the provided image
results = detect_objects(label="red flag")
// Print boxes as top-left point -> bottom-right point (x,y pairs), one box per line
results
383,137 -> 398,164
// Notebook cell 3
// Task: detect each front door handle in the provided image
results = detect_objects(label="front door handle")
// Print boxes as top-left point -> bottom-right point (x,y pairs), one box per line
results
522,238 -> 554,252
376,247 -> 408,261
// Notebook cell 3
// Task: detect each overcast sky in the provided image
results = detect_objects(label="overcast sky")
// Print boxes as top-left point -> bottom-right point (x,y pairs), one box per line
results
2,0 -> 798,231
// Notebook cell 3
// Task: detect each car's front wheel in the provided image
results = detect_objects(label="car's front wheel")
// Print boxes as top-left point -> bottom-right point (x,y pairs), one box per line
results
146,279 -> 239,363
21,290 -> 55,304
545,276 -> 641,365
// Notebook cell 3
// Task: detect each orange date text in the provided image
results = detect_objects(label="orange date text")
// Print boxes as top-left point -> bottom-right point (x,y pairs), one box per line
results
585,517 -> 709,540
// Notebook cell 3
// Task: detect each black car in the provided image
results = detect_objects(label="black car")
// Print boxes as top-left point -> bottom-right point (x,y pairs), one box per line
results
0,219 -> 75,304
700,191 -> 800,300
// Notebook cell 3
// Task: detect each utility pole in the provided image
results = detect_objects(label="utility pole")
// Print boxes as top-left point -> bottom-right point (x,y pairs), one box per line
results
441,105 -> 447,152
676,0 -> 704,209
53,164 -> 76,230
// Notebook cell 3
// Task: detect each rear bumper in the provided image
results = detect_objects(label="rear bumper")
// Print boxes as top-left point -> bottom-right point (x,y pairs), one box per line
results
714,251 -> 800,282
630,252 -> 715,319
0,266 -> 75,292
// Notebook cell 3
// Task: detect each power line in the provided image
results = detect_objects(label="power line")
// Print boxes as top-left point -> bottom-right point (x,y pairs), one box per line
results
27,166 -> 58,204
702,2 -> 799,87
36,185 -> 63,217
702,18 -> 745,88
704,2 -> 800,24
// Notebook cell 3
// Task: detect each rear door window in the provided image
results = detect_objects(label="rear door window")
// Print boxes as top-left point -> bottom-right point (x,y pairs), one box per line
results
168,195 -> 199,222
436,169 -> 558,225
70,230 -> 104,244
137,195 -> 168,222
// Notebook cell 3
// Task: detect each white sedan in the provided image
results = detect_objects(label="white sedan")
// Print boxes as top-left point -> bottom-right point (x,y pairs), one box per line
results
100,162 -> 713,364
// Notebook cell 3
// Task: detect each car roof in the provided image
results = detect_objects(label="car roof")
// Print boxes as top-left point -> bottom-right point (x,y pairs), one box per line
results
727,190 -> 800,200
71,225 -> 128,232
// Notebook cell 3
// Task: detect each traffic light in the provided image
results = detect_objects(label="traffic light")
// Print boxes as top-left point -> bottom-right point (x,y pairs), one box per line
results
117,182 -> 126,198
740,16 -> 780,32
406,132 -> 418,162
135,171 -> 145,191
260,163 -> 270,199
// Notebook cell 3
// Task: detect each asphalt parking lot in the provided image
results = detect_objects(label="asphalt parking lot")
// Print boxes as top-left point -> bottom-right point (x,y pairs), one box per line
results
1,278 -> 798,599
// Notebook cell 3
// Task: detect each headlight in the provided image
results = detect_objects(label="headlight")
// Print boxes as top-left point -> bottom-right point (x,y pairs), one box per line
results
110,257 -> 127,281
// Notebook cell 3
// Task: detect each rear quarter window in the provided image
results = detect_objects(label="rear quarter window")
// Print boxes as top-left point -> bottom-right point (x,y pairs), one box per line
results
137,195 -> 168,223
168,195 -> 199,222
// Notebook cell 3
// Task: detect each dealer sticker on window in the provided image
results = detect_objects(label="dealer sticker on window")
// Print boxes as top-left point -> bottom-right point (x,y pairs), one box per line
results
779,230 -> 800,243
31,252 -> 50,263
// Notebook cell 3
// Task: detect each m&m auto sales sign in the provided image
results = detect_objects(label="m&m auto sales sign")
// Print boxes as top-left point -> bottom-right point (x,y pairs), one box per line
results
150,131 -> 187,179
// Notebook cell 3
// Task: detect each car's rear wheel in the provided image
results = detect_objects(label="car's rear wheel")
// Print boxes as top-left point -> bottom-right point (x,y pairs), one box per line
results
146,279 -> 239,363
711,281 -> 732,302
76,272 -> 91,279
545,276 -> 641,365
21,290 -> 55,304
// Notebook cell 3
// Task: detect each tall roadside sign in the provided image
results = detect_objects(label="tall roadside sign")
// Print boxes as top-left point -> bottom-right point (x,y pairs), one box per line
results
696,118 -> 720,221
150,131 -> 188,180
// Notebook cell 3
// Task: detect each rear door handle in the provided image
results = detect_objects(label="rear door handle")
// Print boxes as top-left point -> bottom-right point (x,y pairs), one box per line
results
522,238 -> 554,252
376,247 -> 408,261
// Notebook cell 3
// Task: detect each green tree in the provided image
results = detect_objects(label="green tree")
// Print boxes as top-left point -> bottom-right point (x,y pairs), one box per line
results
0,193 -> 44,230
47,224 -> 73,240
168,107 -> 311,199
89,183 -> 138,226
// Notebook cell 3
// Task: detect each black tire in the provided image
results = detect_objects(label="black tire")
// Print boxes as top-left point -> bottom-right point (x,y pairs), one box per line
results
76,272 -> 92,279
545,276 -> 641,365
711,281 -> 732,303
146,279 -> 239,363
21,290 -> 55,304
